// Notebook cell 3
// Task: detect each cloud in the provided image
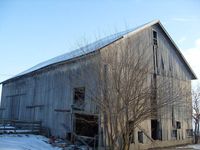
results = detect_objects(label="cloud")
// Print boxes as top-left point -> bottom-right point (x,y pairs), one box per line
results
182,38 -> 200,86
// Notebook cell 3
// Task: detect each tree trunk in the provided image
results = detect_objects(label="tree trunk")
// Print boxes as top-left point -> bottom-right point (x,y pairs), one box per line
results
195,122 -> 198,144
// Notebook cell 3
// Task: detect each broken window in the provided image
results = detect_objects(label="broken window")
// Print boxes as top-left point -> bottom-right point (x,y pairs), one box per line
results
153,30 -> 158,46
73,87 -> 85,108
138,131 -> 143,143
152,30 -> 159,74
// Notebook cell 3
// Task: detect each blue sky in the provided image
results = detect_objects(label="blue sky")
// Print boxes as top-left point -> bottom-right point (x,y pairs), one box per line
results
0,0 -> 200,98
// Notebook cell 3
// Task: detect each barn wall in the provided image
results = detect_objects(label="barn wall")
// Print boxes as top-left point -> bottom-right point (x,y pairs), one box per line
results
116,25 -> 194,148
100,25 -> 193,146
148,24 -> 193,143
152,24 -> 193,80
0,23 -> 194,148
0,54 -> 100,137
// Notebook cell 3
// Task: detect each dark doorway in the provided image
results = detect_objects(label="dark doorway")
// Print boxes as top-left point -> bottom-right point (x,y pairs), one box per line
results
151,119 -> 161,140
75,113 -> 98,137
138,131 -> 143,143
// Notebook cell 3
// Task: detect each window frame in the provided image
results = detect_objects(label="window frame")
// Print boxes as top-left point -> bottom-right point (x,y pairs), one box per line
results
73,87 -> 85,107
152,30 -> 158,46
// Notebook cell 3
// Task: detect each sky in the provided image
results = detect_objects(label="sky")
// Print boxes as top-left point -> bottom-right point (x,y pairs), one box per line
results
0,0 -> 200,99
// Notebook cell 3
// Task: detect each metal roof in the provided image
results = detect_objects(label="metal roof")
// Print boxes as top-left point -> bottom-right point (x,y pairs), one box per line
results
2,20 -> 197,83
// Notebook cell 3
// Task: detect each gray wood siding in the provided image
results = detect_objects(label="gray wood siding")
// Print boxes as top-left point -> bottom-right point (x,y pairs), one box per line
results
0,24 -> 193,141
152,24 -> 192,80
0,56 -> 99,137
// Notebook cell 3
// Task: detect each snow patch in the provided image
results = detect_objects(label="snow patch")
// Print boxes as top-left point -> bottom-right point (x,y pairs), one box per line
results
0,134 -> 61,150
178,144 -> 200,149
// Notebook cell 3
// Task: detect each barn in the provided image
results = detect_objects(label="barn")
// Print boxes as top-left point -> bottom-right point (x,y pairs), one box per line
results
0,20 -> 197,149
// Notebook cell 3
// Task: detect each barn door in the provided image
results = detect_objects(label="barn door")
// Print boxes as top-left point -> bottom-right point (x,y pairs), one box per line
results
10,96 -> 20,120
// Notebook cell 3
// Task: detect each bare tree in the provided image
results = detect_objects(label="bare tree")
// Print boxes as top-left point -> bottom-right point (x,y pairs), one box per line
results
98,38 -> 189,149
192,86 -> 200,144
73,35 -> 190,149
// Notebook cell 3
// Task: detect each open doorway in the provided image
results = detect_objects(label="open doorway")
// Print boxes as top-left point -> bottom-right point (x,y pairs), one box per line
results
75,113 -> 98,137
151,119 -> 162,140
74,113 -> 98,147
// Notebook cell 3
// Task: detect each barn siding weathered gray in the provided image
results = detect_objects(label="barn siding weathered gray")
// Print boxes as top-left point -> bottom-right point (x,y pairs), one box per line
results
1,56 -> 100,136
0,20 -> 196,148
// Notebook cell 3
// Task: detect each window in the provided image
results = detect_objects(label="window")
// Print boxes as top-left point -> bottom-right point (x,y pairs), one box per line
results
172,129 -> 177,138
152,30 -> 158,74
138,131 -> 143,143
153,30 -> 158,46
176,121 -> 181,129
73,87 -> 85,108
186,129 -> 193,137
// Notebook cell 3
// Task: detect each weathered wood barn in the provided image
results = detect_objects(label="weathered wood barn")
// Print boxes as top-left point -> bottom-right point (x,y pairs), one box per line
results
0,20 -> 197,149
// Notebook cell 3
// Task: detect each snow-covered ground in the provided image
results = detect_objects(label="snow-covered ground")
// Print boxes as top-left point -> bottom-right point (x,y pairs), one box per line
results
3,134 -> 200,150
177,144 -> 200,149
0,134 -> 61,150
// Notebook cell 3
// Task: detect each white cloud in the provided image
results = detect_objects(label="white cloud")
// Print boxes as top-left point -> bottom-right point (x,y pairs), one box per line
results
182,38 -> 200,86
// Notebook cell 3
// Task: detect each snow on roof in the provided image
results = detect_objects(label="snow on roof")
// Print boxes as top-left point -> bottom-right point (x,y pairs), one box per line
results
3,19 -> 197,83
14,28 -> 132,77
3,20 -> 159,82
7,19 -> 198,83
